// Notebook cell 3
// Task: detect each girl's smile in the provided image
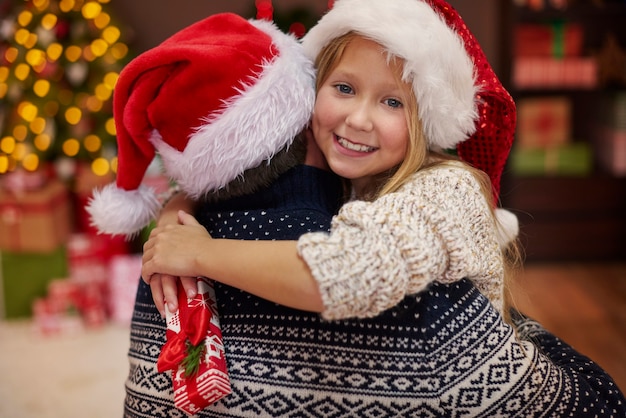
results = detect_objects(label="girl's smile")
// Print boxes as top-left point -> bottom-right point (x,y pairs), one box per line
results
335,134 -> 378,154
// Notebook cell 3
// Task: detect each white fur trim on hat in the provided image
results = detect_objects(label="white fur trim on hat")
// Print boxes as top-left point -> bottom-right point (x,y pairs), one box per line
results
302,0 -> 478,150
154,19 -> 316,199
495,208 -> 519,248
87,184 -> 161,237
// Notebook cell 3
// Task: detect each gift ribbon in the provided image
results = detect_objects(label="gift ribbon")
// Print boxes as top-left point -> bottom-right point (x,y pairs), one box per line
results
157,332 -> 187,372
0,183 -> 68,213
552,20 -> 565,59
157,279 -> 212,373
157,277 -> 231,414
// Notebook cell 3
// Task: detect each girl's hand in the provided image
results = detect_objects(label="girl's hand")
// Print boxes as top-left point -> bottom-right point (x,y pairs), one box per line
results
142,210 -> 210,316
146,273 -> 198,318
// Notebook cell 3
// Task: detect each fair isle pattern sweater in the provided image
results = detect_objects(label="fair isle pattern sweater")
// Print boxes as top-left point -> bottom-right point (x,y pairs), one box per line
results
124,165 -> 625,417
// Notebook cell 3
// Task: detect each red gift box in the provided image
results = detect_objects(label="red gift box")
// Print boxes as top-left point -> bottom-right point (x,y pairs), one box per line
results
0,179 -> 72,253
66,233 -> 129,326
515,23 -> 583,58
108,254 -> 142,325
67,233 -> 110,284
157,277 -> 231,415
73,282 -> 108,328
513,57 -> 598,89
517,96 -> 572,150
32,296 -> 84,336
32,279 -> 84,335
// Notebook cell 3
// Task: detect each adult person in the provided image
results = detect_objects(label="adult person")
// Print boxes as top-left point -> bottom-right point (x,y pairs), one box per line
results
85,13 -> 344,416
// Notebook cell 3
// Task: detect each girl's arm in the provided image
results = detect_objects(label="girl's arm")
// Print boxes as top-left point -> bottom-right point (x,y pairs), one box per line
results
147,193 -> 199,316
156,191 -> 195,227
147,131 -> 329,316
142,210 -> 325,313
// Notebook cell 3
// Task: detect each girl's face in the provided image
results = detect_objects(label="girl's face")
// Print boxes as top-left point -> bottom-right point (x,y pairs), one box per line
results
311,36 -> 411,195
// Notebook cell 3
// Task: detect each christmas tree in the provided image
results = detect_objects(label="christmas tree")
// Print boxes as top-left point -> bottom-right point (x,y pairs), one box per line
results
0,0 -> 130,178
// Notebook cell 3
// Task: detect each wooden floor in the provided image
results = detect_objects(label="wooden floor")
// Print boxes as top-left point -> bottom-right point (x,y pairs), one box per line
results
509,262 -> 626,393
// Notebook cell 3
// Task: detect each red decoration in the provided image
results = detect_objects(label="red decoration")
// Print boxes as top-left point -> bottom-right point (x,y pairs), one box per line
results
108,254 -> 142,325
256,0 -> 273,20
157,277 -> 231,414
517,97 -> 571,149
513,56 -> 598,89
288,22 -> 306,39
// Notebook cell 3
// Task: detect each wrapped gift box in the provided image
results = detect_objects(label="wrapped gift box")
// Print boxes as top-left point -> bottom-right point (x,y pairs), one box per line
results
0,168 -> 48,194
0,180 -> 72,253
108,254 -> 142,325
67,233 -> 112,285
511,142 -> 593,176
517,96 -> 572,149
513,57 -> 598,89
32,279 -> 84,335
515,23 -> 583,58
66,233 -> 130,325
157,277 -> 231,414
31,275 -> 112,334
0,246 -> 68,318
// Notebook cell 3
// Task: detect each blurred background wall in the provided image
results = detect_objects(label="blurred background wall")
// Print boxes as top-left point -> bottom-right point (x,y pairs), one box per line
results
108,0 -> 503,74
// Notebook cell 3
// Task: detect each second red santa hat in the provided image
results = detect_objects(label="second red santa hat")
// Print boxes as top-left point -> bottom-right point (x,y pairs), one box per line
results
87,13 -> 315,236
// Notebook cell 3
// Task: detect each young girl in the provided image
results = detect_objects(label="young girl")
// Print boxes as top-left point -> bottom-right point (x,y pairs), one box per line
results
142,1 -> 625,416
144,0 -> 518,320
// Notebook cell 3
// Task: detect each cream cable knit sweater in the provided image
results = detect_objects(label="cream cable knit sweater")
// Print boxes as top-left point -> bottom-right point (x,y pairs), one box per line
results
297,163 -> 504,320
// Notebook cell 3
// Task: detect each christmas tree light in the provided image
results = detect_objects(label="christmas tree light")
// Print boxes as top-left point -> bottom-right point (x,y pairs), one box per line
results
0,0 -> 130,177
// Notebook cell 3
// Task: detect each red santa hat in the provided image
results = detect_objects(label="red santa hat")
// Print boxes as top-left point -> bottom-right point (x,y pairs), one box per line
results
302,0 -> 518,245
86,13 -> 315,237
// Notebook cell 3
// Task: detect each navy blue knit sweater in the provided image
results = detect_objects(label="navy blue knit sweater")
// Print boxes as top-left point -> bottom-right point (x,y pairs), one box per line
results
125,165 -> 625,417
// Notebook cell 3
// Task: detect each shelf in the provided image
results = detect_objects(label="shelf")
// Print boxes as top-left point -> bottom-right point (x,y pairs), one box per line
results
511,2 -> 626,51
501,1 -> 626,261
514,2 -> 626,21
503,175 -> 626,262
503,174 -> 626,214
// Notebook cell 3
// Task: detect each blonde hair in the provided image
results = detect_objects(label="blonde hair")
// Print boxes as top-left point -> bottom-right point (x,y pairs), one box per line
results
314,32 -> 522,320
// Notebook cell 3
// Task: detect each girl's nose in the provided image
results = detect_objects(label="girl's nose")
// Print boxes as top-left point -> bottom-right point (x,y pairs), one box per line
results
345,102 -> 374,132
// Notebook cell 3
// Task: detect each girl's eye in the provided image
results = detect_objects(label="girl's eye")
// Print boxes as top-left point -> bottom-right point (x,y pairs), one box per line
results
385,98 -> 403,109
334,83 -> 353,94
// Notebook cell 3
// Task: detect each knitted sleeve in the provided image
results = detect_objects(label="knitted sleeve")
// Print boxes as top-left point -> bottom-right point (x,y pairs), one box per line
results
297,165 -> 504,320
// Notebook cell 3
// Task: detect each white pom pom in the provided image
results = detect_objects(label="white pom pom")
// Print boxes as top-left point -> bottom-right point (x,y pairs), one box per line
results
495,208 -> 519,248
86,183 -> 161,238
